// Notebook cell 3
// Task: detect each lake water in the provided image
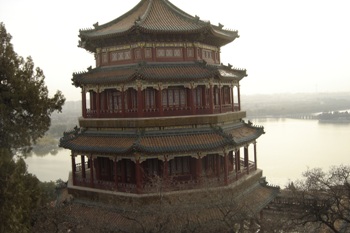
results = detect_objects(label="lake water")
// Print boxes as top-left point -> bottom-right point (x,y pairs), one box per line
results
255,118 -> 350,186
25,118 -> 350,187
25,149 -> 71,182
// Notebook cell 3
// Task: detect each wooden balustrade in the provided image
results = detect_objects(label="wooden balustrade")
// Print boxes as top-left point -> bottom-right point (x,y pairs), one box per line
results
83,105 -> 236,118
71,161 -> 257,194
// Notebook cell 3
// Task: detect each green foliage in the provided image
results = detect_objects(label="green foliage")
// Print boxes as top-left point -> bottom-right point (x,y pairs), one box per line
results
0,149 -> 41,233
0,22 -> 65,153
0,22 -> 66,232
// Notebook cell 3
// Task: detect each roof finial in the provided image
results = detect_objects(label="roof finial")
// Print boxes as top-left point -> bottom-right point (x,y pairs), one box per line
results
218,23 -> 224,29
93,22 -> 99,28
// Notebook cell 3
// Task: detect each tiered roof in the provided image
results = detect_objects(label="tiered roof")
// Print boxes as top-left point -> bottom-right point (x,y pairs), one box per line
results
79,0 -> 239,52
72,62 -> 247,87
60,122 -> 264,156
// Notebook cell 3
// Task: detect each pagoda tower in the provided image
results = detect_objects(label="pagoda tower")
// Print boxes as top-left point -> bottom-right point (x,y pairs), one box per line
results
60,0 -> 277,217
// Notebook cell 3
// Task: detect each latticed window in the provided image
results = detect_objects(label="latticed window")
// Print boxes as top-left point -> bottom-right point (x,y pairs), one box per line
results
187,48 -> 194,57
144,88 -> 156,109
135,49 -> 141,59
193,86 -> 209,107
111,52 -> 118,61
222,86 -> 231,105
126,88 -> 138,110
145,48 -> 152,58
162,87 -> 187,108
107,90 -> 122,112
214,86 -> 220,105
96,54 -> 100,67
193,86 -> 202,107
204,154 -> 217,176
102,52 -> 108,63
173,48 -> 182,57
170,157 -> 190,175
215,52 -> 219,62
145,159 -> 159,176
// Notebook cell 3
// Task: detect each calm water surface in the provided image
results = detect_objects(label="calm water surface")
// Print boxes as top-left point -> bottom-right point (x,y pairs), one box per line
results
25,118 -> 350,186
255,118 -> 350,186
25,149 -> 71,182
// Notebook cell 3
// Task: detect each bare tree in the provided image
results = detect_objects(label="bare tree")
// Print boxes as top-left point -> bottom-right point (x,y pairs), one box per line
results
285,165 -> 350,232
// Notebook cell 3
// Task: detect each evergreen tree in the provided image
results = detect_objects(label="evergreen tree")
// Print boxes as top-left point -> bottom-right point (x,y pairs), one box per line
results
0,22 -> 65,232
0,22 -> 65,153
0,149 -> 42,233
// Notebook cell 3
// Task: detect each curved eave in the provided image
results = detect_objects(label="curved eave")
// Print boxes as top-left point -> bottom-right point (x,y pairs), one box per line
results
79,24 -> 236,51
72,62 -> 247,87
78,0 -> 239,51
72,64 -> 139,87
210,28 -> 239,47
225,123 -> 265,146
59,122 -> 263,156
217,67 -> 247,81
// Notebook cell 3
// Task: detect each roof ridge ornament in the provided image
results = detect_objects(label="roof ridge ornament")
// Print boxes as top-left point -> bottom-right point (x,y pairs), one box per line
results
134,16 -> 141,25
93,22 -> 99,29
195,15 -> 200,22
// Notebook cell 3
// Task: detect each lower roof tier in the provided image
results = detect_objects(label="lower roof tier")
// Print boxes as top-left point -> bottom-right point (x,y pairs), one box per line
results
59,120 -> 264,156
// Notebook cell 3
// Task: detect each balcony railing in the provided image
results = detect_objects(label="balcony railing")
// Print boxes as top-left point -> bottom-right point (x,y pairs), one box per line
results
84,104 -> 239,118
71,162 -> 257,194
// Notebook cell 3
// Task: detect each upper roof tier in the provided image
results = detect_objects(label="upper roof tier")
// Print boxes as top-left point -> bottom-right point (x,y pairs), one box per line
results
79,0 -> 239,52
72,61 -> 247,87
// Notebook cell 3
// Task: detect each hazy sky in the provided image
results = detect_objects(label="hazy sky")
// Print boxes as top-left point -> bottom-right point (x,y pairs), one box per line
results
1,0 -> 349,101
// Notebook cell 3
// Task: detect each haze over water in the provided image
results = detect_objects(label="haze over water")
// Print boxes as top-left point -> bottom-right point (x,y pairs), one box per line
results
25,118 -> 350,187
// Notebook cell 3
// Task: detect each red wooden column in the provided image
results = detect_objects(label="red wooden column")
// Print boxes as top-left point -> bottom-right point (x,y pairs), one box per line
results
121,160 -> 126,183
231,85 -> 235,112
96,88 -> 101,117
196,155 -> 202,182
137,86 -> 143,117
158,85 -> 164,116
82,87 -> 87,118
254,142 -> 257,170
224,153 -> 229,185
81,155 -> 86,179
71,154 -> 76,185
216,154 -> 221,180
163,156 -> 169,180
235,149 -> 240,180
237,85 -> 241,111
219,85 -> 222,113
89,156 -> 94,188
244,146 -> 249,174
152,47 -> 156,62
121,88 -> 125,117
90,92 -> 94,114
209,83 -> 214,114
114,158 -> 118,190
135,158 -> 142,194
95,158 -> 100,180
190,85 -> 195,115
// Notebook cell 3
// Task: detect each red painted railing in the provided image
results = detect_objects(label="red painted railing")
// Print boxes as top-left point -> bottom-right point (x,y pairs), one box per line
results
84,104 -> 237,118
71,162 -> 257,194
